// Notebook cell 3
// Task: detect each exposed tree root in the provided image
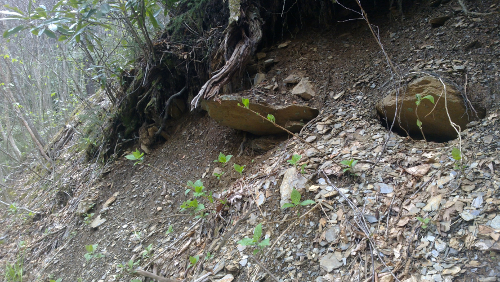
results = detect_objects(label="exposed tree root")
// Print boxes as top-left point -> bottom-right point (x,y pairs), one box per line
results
190,5 -> 262,109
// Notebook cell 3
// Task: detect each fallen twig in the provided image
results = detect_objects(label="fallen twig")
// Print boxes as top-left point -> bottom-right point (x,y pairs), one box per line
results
135,269 -> 184,282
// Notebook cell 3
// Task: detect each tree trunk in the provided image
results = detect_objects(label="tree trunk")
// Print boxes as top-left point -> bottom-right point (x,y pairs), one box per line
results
1,58 -> 51,163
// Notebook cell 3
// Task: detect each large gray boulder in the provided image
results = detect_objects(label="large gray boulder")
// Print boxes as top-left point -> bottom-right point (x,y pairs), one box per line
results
376,76 -> 485,141
201,95 -> 319,135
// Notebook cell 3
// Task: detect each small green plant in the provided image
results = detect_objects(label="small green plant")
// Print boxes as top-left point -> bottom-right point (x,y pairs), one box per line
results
267,114 -> 275,123
4,259 -> 23,282
213,171 -> 224,179
8,203 -> 18,215
141,244 -> 153,259
214,152 -> 232,164
287,154 -> 302,167
186,179 -> 206,197
451,147 -> 468,172
84,244 -> 104,261
340,159 -> 358,174
237,223 -> 270,255
83,213 -> 94,225
166,225 -> 173,235
180,199 -> 205,216
188,255 -> 199,268
238,98 -> 250,109
415,94 -> 435,141
205,252 -> 213,261
281,188 -> 315,216
125,149 -> 144,165
233,164 -> 245,175
416,217 -> 431,229
49,279 -> 62,282
117,258 -> 139,274
300,164 -> 307,174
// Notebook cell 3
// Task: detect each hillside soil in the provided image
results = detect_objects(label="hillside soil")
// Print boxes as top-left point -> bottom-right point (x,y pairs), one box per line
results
1,1 -> 500,282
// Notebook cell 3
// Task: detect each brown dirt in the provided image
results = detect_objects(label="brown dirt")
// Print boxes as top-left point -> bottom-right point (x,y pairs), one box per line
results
1,1 -> 499,281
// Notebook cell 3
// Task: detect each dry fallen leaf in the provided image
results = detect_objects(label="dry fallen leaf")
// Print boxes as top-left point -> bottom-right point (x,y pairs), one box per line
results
319,217 -> 327,228
397,217 -> 410,227
404,164 -> 431,177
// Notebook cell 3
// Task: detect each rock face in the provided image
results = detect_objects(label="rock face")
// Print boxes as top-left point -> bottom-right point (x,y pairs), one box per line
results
376,76 -> 485,141
201,95 -> 319,135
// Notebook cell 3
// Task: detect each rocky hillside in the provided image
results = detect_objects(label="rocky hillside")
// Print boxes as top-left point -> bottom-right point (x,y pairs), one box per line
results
1,1 -> 500,282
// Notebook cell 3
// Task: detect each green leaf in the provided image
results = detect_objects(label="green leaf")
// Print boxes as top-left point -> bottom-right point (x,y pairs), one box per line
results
451,147 -> 461,161
100,3 -> 110,13
238,238 -> 255,246
267,114 -> 275,123
340,159 -> 351,166
281,203 -> 295,209
416,119 -> 422,128
4,4 -> 25,16
3,25 -> 25,38
422,95 -> 435,104
300,199 -> 315,206
242,98 -> 249,109
258,238 -> 270,247
189,255 -> 199,266
233,164 -> 245,174
290,188 -> 301,205
287,154 -> 301,166
253,223 -> 263,241
351,160 -> 358,167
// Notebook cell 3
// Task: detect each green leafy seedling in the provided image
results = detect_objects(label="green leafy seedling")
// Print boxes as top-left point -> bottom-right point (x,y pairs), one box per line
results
205,252 -> 213,260
49,279 -> 62,282
287,154 -> 302,166
213,171 -> 224,179
142,244 -> 153,259
214,152 -> 232,164
415,94 -> 435,106
166,225 -> 173,235
186,179 -> 205,197
234,164 -> 245,175
281,188 -> 315,214
237,98 -> 250,109
416,217 -> 431,229
83,213 -> 94,225
267,114 -> 276,123
84,244 -> 103,261
340,159 -> 358,173
238,223 -> 270,254
300,164 -> 307,174
125,149 -> 144,165
188,255 -> 199,268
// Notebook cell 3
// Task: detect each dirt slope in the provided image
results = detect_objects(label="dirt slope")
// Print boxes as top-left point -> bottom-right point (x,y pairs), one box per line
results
1,1 -> 500,282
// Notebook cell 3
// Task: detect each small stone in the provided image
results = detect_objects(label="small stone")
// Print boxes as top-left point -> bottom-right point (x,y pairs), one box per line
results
306,148 -> 318,157
90,214 -> 106,228
325,226 -> 340,243
278,40 -> 291,48
375,183 -> 394,194
306,136 -> 317,143
483,135 -> 493,144
256,52 -> 266,60
254,73 -> 266,85
460,211 -> 475,221
284,74 -> 301,84
215,274 -> 234,282
292,78 -> 316,100
490,215 -> 500,230
319,252 -> 343,272
156,207 -> 162,211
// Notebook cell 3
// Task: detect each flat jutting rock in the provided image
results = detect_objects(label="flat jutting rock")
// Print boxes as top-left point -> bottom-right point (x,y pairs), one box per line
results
201,95 -> 319,135
280,167 -> 308,207
376,76 -> 485,141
